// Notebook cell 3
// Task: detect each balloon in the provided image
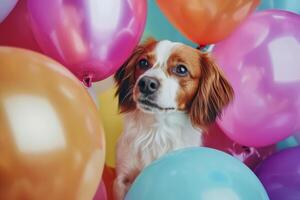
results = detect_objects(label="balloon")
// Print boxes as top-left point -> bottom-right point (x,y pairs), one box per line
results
258,0 -> 300,14
294,133 -> 300,143
93,76 -> 114,95
156,0 -> 260,45
126,147 -> 269,200
143,0 -> 194,46
0,0 -> 42,52
0,0 -> 18,23
87,87 -> 99,108
276,136 -> 298,151
27,0 -> 147,86
93,181 -> 107,200
98,86 -> 123,168
214,10 -> 300,147
204,124 -> 275,170
0,47 -> 105,200
102,165 -> 116,200
256,147 -> 300,200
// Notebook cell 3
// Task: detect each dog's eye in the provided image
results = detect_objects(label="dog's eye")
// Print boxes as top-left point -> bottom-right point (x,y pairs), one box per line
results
138,58 -> 150,70
173,64 -> 188,77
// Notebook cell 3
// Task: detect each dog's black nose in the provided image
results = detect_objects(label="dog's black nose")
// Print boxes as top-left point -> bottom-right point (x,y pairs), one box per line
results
138,76 -> 160,95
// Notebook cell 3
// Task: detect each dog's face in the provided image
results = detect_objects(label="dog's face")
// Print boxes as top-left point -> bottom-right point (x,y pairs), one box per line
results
115,39 -> 233,128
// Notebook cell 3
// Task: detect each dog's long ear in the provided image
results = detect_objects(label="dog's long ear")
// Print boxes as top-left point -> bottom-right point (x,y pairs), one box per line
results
189,53 -> 234,129
114,47 -> 143,113
114,38 -> 157,113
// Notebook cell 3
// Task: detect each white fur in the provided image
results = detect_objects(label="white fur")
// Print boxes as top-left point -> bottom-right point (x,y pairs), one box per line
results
140,68 -> 179,109
154,40 -> 181,66
114,40 -> 202,200
114,110 -> 201,200
137,40 -> 182,109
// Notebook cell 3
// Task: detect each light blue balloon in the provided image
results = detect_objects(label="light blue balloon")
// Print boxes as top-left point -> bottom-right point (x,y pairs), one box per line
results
258,0 -> 300,14
142,0 -> 194,46
126,147 -> 269,200
0,0 -> 18,23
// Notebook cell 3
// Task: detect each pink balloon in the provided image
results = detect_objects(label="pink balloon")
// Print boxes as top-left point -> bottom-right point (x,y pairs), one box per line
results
214,10 -> 300,147
0,0 -> 42,52
93,181 -> 107,200
0,0 -> 18,23
27,0 -> 147,86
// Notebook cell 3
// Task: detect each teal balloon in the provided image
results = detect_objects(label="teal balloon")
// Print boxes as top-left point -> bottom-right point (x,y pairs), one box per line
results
143,0 -> 194,46
126,148 -> 269,200
258,0 -> 300,14
276,136 -> 299,151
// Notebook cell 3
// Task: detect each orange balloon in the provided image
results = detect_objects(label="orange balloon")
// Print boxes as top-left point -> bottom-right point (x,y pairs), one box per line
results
0,47 -> 105,200
156,0 -> 260,44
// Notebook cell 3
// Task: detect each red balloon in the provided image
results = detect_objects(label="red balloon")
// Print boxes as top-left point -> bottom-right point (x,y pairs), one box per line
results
0,0 -> 42,52
203,124 -> 276,170
102,165 -> 116,200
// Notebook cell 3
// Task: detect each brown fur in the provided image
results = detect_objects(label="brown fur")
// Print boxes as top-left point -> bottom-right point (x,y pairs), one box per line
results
115,39 -> 233,128
114,38 -> 157,113
189,53 -> 234,129
168,46 -> 202,110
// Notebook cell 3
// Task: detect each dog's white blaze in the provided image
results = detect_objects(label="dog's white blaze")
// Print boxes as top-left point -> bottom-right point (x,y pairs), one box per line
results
159,76 -> 179,108
154,40 -> 181,66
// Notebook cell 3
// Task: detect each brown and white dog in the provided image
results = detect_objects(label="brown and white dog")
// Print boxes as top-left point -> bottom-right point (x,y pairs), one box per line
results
113,39 -> 234,200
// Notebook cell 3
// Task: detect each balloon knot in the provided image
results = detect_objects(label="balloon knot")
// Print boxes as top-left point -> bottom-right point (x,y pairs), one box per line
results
83,74 -> 93,88
196,44 -> 215,53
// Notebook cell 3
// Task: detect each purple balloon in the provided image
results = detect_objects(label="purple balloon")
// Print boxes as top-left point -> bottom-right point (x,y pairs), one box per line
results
214,10 -> 300,147
0,0 -> 18,23
27,0 -> 147,86
255,147 -> 300,200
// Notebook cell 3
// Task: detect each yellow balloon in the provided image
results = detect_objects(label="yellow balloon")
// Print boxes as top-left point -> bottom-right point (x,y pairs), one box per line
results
98,86 -> 123,167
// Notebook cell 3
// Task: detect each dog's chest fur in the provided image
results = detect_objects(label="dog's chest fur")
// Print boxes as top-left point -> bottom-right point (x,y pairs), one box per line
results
121,110 -> 202,169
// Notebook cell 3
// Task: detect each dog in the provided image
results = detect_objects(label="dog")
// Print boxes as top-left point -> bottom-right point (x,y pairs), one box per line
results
113,39 -> 234,200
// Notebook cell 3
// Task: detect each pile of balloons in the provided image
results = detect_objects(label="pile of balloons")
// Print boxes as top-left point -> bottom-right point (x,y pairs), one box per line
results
1,0 -> 300,199
0,0 -> 146,86
95,0 -> 300,199
0,0 -> 147,199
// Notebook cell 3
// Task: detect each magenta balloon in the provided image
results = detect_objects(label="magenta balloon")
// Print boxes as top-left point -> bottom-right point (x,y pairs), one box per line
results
93,181 -> 107,200
27,0 -> 147,85
255,147 -> 300,200
214,10 -> 300,147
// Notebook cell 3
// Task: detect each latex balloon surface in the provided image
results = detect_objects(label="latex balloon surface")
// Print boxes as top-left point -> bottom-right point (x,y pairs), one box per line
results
93,181 -> 107,200
0,0 -> 42,52
126,148 -> 269,200
0,47 -> 105,200
204,124 -> 275,170
156,0 -> 260,44
214,10 -> 300,147
27,0 -> 147,85
258,0 -> 300,14
98,86 -> 123,168
256,147 -> 300,200
143,0 -> 193,46
0,0 -> 18,23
